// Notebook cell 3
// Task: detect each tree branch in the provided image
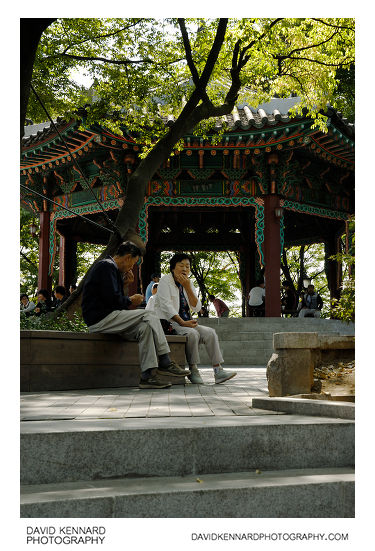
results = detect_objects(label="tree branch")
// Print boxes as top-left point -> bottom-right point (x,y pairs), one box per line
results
178,19 -> 200,86
311,18 -> 354,31
60,19 -> 143,55
42,53 -> 154,65
20,250 -> 38,269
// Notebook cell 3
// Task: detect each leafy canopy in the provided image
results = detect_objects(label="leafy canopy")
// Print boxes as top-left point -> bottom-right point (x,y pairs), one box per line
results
28,17 -> 355,149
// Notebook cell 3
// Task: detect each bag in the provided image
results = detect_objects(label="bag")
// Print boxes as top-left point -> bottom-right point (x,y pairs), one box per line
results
160,319 -> 178,335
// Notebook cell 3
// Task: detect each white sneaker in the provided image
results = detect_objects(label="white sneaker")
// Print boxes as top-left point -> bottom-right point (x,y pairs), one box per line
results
214,367 -> 237,384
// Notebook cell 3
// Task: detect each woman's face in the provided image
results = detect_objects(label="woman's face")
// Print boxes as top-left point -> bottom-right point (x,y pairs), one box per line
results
38,293 -> 46,302
172,259 -> 190,279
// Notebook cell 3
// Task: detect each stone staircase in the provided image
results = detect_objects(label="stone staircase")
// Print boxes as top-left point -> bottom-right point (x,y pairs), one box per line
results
21,412 -> 354,518
197,318 -> 355,365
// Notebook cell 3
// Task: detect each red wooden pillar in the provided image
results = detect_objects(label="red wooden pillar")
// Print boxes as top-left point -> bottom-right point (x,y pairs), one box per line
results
325,234 -> 343,307
263,194 -> 282,317
58,234 -> 66,287
58,235 -> 78,289
38,211 -> 52,292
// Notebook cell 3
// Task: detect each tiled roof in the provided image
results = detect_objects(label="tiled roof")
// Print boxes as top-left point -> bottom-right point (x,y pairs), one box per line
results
21,100 -> 354,153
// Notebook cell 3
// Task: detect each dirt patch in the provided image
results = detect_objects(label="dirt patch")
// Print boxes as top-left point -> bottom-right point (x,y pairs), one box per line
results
313,360 -> 355,398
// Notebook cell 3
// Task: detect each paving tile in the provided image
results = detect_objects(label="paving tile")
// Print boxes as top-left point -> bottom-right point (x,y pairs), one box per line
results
20,367 -> 270,420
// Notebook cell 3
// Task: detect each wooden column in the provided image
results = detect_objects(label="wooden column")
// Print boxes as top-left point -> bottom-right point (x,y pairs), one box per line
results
58,235 -> 78,289
325,234 -> 343,309
263,194 -> 282,317
38,211 -> 52,292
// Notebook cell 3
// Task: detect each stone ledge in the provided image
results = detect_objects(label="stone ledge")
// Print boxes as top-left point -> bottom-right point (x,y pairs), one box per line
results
20,330 -> 187,392
252,397 -> 355,420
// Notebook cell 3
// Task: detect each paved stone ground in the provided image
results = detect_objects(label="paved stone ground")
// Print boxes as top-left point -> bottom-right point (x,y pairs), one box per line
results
20,366 -> 276,421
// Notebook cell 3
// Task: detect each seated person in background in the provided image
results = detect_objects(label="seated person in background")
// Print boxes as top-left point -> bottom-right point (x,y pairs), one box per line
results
52,285 -> 68,309
208,294 -> 230,318
145,273 -> 160,303
81,241 -> 190,389
34,289 -> 52,316
298,284 -> 323,318
20,293 -> 36,315
281,280 -> 297,313
248,280 -> 265,315
154,253 -> 236,385
145,283 -> 158,312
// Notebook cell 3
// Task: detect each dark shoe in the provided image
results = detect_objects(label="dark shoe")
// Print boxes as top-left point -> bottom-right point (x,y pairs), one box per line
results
157,361 -> 191,378
139,376 -> 172,389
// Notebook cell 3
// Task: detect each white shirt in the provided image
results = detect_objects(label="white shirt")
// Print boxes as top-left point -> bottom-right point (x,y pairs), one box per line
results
145,295 -> 156,311
248,286 -> 265,306
153,272 -> 202,321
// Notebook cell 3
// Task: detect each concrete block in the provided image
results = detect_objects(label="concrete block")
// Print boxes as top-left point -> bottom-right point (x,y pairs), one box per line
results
319,335 -> 355,350
273,332 -> 319,350
267,350 -> 315,397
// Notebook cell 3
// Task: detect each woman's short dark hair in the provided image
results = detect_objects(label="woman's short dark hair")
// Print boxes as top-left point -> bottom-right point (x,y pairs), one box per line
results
38,289 -> 50,300
169,253 -> 192,272
208,294 -> 215,300
256,279 -> 264,286
116,241 -> 143,258
20,293 -> 28,300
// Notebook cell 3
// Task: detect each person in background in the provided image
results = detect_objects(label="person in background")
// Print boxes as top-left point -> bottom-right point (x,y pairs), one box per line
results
298,284 -> 323,318
208,294 -> 230,318
20,293 -> 36,315
145,273 -> 160,303
154,253 -> 236,385
34,289 -> 52,316
248,279 -> 265,316
53,285 -> 68,309
81,241 -> 190,389
281,280 -> 297,313
145,283 -> 158,312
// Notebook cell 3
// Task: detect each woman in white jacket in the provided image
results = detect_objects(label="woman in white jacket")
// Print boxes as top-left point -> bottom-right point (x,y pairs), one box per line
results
154,253 -> 236,384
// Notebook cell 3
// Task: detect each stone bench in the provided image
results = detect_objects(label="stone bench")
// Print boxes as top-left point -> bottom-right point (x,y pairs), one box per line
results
266,332 -> 355,397
20,330 -> 187,392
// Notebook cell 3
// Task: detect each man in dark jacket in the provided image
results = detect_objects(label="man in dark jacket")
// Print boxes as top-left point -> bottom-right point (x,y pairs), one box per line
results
298,284 -> 323,318
81,241 -> 190,388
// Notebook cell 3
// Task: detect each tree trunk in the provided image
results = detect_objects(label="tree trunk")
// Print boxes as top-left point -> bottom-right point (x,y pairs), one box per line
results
20,19 -> 56,139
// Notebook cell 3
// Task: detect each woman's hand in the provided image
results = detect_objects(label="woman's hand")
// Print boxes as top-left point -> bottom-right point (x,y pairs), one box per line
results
181,319 -> 198,328
175,272 -> 190,289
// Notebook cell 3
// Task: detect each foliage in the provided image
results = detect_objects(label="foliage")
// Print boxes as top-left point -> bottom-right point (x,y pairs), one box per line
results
75,242 -> 105,284
28,18 -> 355,143
20,208 -> 40,297
330,218 -> 355,322
20,310 -> 88,332
281,243 -> 331,317
334,65 -> 355,122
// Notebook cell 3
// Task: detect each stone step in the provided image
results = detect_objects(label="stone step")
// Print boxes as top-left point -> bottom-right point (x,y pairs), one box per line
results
198,318 -> 355,336
20,467 -> 354,518
21,415 -> 354,486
